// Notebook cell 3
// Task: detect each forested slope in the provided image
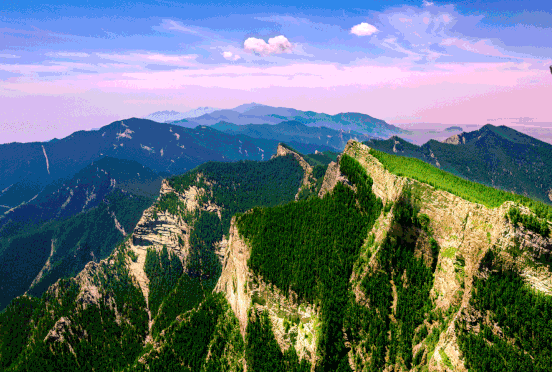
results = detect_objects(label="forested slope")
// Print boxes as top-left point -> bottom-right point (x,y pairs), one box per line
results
2,140 -> 552,371
367,124 -> 552,204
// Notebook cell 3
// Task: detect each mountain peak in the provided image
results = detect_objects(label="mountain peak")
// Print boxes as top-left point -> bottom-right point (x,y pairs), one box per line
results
231,102 -> 269,113
143,107 -> 219,122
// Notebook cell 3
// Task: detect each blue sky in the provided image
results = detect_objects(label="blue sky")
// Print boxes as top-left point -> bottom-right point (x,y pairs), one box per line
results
1,0 -> 551,143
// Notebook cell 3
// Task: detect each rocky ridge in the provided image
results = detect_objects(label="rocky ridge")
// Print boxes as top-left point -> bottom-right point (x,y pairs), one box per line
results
343,140 -> 552,371
274,144 -> 314,200
215,217 -> 320,367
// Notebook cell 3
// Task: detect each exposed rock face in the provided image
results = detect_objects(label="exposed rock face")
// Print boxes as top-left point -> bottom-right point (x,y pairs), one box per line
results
216,217 -> 320,367
342,140 -> 552,371
127,178 -> 219,306
44,317 -> 72,343
132,180 -> 192,254
443,133 -> 466,145
215,218 -> 252,336
317,157 -> 353,198
75,261 -> 103,310
274,144 -> 314,200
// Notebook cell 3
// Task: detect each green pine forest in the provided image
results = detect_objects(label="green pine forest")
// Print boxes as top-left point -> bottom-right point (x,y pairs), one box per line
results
370,148 -> 552,225
1,143 -> 552,371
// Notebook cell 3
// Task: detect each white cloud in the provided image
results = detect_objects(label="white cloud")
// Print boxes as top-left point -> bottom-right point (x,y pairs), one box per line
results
161,19 -> 199,34
423,0 -> 434,6
47,52 -> 90,58
96,52 -> 198,65
0,54 -> 21,59
350,22 -> 379,36
244,35 -> 293,56
222,51 -> 241,61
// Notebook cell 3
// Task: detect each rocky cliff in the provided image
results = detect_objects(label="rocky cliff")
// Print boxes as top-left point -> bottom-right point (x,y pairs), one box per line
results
216,217 -> 320,367
274,144 -> 314,200
342,140 -> 552,371
4,140 -> 552,371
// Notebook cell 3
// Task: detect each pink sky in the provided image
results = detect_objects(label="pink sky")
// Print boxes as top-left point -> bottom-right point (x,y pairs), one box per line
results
1,2 -> 552,143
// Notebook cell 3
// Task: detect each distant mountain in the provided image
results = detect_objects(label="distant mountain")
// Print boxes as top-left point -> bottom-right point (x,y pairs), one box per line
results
445,126 -> 463,131
168,103 -> 403,138
0,157 -> 161,238
143,107 -> 219,123
366,124 -> 552,203
0,118 -> 330,211
0,157 -> 161,310
211,120 -> 377,151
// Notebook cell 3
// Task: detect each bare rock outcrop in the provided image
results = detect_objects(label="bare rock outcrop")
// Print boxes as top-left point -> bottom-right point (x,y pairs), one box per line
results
317,156 -> 353,198
343,140 -> 552,371
274,144 -> 314,200
44,317 -> 72,343
443,133 -> 466,145
215,218 -> 252,336
216,217 -> 319,367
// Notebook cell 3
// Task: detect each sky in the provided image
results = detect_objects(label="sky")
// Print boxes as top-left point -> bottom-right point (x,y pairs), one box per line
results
1,0 -> 551,143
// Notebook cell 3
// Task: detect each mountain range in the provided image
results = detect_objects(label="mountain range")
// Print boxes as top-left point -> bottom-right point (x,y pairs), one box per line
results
2,103 -> 552,370
151,102 -> 404,138
142,107 -> 219,123
367,124 -> 552,204
0,118 -> 331,213
0,156 -> 161,311
1,140 -> 551,371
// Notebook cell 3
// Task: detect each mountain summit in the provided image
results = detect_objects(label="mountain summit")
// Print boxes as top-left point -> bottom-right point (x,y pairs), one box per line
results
143,107 -> 219,122
367,124 -> 552,203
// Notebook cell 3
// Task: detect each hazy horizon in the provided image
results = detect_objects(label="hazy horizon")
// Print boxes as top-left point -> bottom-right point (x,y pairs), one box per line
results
1,0 -> 551,144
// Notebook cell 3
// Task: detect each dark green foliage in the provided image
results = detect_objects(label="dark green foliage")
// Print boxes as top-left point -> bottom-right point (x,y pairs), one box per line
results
368,125 -> 552,205
0,227 -> 55,311
0,296 -> 41,370
303,152 -> 338,167
506,207 -> 550,237
457,269 -> 552,371
168,155 -> 304,233
344,197 -> 436,371
238,155 -> 382,370
144,246 -> 183,317
156,192 -> 184,216
10,243 -> 149,372
151,273 -> 206,338
188,211 -> 223,283
245,309 -> 310,372
26,189 -> 153,300
132,293 -> 244,372
367,124 -> 552,204
370,148 -> 552,221
297,164 -> 328,201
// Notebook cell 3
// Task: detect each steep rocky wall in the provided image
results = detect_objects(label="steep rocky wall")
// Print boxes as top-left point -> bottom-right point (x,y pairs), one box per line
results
274,144 -> 314,200
215,218 -> 252,336
132,180 -> 193,255
343,140 -> 552,372
216,217 -> 319,367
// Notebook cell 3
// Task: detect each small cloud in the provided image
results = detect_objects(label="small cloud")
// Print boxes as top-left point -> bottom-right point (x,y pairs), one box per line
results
350,22 -> 379,36
0,70 -> 23,80
71,68 -> 98,74
47,52 -> 90,58
37,71 -> 65,77
244,35 -> 293,56
161,19 -> 200,34
423,0 -> 434,6
145,64 -> 185,71
222,51 -> 241,61
0,54 -> 20,59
